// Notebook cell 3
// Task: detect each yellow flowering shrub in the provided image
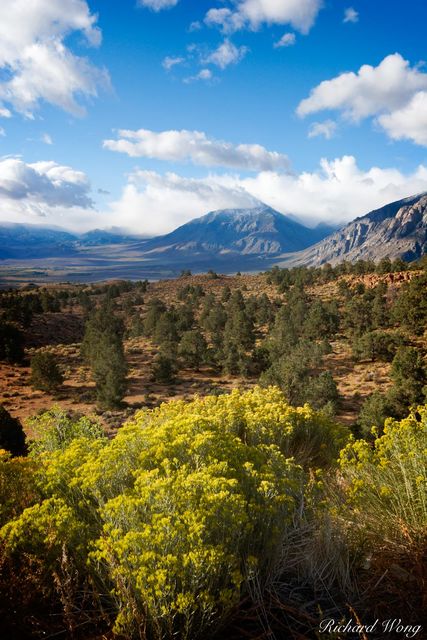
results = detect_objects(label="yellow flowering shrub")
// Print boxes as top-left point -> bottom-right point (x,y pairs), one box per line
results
339,405 -> 427,549
0,387 -> 347,639
0,450 -> 39,527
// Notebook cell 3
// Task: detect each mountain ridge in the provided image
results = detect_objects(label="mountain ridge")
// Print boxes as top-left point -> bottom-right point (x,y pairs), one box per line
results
277,192 -> 427,267
136,205 -> 335,257
0,194 -> 426,278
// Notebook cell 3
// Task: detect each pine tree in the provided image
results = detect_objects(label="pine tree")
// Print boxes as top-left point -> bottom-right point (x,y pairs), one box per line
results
151,352 -> 177,383
178,330 -> 207,369
81,304 -> 128,408
30,351 -> 63,392
0,322 -> 24,363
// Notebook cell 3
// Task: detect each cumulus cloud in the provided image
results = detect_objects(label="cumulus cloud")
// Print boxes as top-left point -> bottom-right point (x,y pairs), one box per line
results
343,7 -> 359,23
297,54 -> 427,146
137,0 -> 179,10
308,120 -> 337,139
184,69 -> 213,83
274,33 -> 296,48
0,157 -> 95,227
204,40 -> 249,69
205,0 -> 323,35
0,0 -> 108,118
297,54 -> 427,121
103,156 -> 427,235
103,128 -> 290,172
0,158 -> 93,207
378,91 -> 427,146
105,170 -> 258,235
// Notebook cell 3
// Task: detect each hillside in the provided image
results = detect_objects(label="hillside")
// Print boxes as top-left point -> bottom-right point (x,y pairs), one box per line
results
278,192 -> 427,267
137,205 -> 333,256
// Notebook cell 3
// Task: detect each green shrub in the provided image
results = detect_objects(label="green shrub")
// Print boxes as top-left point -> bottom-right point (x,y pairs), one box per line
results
0,406 -> 27,456
30,351 -> 63,392
338,406 -> 427,557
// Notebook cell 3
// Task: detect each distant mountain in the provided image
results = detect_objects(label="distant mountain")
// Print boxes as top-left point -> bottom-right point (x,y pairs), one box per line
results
0,223 -> 77,259
0,224 -> 142,259
1,195 -> 425,284
278,193 -> 427,267
137,205 -> 335,258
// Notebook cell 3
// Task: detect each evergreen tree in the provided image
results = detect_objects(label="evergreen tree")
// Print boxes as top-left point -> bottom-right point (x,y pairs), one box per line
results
151,352 -> 177,383
175,304 -> 195,332
0,405 -> 27,456
178,330 -> 207,369
305,371 -> 339,413
391,274 -> 427,335
304,300 -> 340,340
30,351 -> 63,392
222,342 -> 249,377
143,298 -> 167,337
389,346 -> 426,410
128,313 -> 145,338
0,323 -> 24,363
81,305 -> 128,408
153,311 -> 179,349
352,331 -> 403,363
357,392 -> 393,438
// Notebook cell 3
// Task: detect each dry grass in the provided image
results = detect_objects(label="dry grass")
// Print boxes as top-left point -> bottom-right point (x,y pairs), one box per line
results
0,271 -> 423,436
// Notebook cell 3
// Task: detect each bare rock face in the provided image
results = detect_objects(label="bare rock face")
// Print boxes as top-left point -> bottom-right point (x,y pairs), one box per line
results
279,193 -> 427,267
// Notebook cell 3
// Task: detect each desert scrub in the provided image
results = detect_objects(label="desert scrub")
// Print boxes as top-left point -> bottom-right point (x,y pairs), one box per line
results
337,405 -> 427,581
0,387 -> 348,640
0,450 -> 40,526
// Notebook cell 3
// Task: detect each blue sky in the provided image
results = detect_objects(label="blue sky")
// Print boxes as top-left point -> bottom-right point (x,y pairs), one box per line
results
1,0 -> 427,234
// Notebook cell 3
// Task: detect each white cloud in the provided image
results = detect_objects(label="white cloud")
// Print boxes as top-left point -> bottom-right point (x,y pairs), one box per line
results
0,0 -> 108,117
297,54 -> 427,146
41,133 -> 53,145
297,54 -> 427,121
4,155 -> 426,234
204,40 -> 249,69
343,7 -> 359,23
274,32 -> 296,48
103,128 -> 290,171
162,56 -> 185,71
378,91 -> 427,146
0,157 -> 95,226
240,157 -> 427,225
103,156 -> 427,235
205,0 -> 323,35
106,170 -> 258,235
189,21 -> 202,32
137,0 -> 179,11
308,120 -> 337,139
183,69 -> 213,83
0,127 -> 5,137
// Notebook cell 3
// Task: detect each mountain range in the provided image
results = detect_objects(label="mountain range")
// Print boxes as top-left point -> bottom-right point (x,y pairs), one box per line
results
279,192 -> 427,267
0,192 -> 426,282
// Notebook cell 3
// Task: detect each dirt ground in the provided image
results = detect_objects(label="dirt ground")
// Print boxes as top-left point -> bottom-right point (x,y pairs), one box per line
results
0,271 -> 422,435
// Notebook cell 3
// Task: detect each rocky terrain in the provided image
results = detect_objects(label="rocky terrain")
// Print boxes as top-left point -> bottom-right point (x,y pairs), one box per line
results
279,192 -> 427,267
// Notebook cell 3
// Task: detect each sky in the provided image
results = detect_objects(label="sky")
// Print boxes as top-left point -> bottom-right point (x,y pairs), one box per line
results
1,0 -> 427,235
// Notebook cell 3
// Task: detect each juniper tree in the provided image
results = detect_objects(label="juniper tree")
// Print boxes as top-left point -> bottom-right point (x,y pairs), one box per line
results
30,351 -> 63,392
0,323 -> 24,363
178,330 -> 207,369
81,304 -> 128,408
